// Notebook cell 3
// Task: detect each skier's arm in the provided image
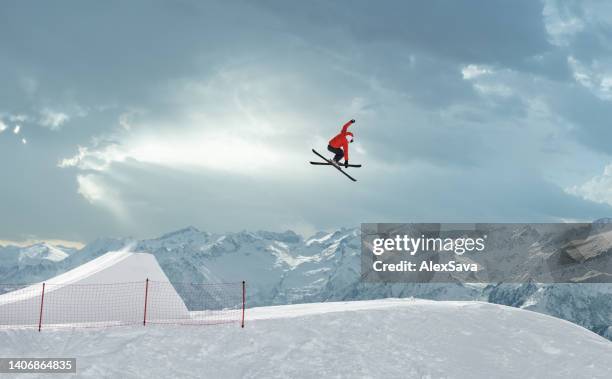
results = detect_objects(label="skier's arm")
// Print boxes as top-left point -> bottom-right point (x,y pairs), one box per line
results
340,119 -> 355,133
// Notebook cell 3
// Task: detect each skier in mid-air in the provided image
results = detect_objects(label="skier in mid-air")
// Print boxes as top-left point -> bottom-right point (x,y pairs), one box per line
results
310,119 -> 360,181
327,119 -> 355,168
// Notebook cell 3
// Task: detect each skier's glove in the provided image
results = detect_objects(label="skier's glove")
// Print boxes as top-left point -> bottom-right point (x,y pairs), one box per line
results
350,119 -> 355,123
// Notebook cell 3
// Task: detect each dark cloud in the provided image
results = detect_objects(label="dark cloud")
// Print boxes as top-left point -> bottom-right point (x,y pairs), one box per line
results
260,0 -> 552,68
550,85 -> 612,155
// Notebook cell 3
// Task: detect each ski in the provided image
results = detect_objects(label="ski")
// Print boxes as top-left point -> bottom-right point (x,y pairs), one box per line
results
311,149 -> 357,182
309,161 -> 361,168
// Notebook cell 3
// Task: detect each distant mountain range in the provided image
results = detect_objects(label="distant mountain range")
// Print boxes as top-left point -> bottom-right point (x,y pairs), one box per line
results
0,226 -> 610,341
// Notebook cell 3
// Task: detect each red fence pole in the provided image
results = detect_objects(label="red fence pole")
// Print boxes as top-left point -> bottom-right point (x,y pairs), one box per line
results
143,278 -> 149,326
38,282 -> 46,332
241,280 -> 246,328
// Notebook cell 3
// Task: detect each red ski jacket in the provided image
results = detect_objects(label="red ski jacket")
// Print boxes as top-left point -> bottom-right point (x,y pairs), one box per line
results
328,120 -> 354,161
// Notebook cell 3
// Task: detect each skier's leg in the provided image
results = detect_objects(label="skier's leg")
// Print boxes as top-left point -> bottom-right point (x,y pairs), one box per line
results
327,145 -> 344,162
335,148 -> 344,162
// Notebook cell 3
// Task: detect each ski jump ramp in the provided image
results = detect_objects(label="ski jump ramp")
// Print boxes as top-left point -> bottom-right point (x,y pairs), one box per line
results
0,251 -> 190,327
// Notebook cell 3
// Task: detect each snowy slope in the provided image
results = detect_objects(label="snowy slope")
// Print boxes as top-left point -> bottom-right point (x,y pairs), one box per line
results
0,299 -> 610,378
1,226 -> 611,342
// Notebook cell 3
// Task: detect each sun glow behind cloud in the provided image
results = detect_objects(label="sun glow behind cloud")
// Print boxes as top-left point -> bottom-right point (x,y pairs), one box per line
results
76,173 -> 128,222
60,127 -> 297,175
126,131 -> 286,173
58,126 -> 305,225
59,67 -> 320,177
56,70 -> 317,221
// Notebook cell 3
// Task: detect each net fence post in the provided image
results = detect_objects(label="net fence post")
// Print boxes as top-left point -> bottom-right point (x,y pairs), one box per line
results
241,280 -> 246,328
38,282 -> 46,332
143,278 -> 149,326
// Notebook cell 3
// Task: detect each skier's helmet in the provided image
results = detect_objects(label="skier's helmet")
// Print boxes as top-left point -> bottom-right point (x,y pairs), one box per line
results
346,134 -> 354,143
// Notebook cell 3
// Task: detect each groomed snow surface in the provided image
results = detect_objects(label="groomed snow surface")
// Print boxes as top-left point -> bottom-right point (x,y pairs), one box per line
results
1,299 -> 611,378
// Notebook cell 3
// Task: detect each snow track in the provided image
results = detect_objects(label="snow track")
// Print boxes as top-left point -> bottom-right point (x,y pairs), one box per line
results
1,299 -> 610,378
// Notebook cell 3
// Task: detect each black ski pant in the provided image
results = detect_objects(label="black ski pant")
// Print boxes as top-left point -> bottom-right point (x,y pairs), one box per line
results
327,145 -> 344,162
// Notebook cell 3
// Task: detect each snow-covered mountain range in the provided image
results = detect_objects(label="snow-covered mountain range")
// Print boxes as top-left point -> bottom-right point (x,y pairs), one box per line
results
0,226 -> 611,341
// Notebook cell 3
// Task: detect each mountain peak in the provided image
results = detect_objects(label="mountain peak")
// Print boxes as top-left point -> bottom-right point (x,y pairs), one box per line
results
159,226 -> 202,239
593,217 -> 612,224
256,230 -> 302,243
19,243 -> 69,263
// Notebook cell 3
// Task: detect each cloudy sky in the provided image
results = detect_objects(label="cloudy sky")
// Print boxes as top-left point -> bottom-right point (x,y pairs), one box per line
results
2,0 -> 612,243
